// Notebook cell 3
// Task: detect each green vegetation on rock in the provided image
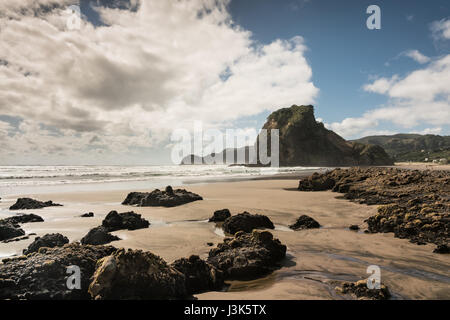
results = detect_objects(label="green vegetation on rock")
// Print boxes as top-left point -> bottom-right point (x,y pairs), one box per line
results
353,134 -> 450,162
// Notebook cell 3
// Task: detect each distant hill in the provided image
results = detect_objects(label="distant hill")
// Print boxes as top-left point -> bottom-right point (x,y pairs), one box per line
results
352,134 -> 450,162
182,105 -> 393,166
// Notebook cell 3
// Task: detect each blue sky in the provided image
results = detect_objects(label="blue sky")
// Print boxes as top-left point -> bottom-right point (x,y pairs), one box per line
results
229,0 -> 450,136
0,0 -> 449,165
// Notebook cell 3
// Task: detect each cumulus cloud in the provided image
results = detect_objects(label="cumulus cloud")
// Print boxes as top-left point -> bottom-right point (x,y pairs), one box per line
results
0,0 -> 318,164
328,55 -> 450,138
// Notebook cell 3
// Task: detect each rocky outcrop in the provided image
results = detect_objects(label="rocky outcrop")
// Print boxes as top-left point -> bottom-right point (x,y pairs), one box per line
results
298,172 -> 336,191
80,212 -> 94,218
209,209 -> 231,222
256,105 -> 393,166
101,210 -> 150,231
0,214 -> 43,242
289,215 -> 320,230
335,280 -> 391,300
1,213 -> 44,224
23,233 -> 69,255
80,210 -> 147,245
0,223 -> 25,241
9,198 -> 62,210
171,255 -> 224,294
88,248 -> 187,300
122,186 -> 203,207
81,226 -> 120,245
207,230 -> 286,279
222,212 -> 274,235
297,168 -> 450,250
0,243 -> 117,299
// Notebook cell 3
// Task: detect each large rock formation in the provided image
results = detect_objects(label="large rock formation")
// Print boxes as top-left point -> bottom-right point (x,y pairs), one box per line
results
257,105 -> 393,166
180,105 -> 393,167
122,186 -> 202,207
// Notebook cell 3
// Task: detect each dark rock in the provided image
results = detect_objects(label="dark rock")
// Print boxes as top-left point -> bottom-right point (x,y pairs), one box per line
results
0,223 -> 25,241
23,233 -> 69,255
289,215 -> 320,230
101,210 -> 150,231
81,226 -> 121,245
1,213 -> 44,224
222,212 -> 274,235
9,198 -> 62,210
349,225 -> 360,231
171,255 -> 224,294
80,212 -> 94,218
336,280 -> 391,300
122,187 -> 202,207
206,242 -> 214,246
256,105 -> 393,166
298,172 -> 335,191
433,244 -> 450,254
88,248 -> 187,300
209,209 -> 231,222
207,230 -> 286,280
0,243 -> 117,299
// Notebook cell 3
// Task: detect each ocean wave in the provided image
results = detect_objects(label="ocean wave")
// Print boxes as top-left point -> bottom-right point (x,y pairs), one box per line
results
0,165 -> 320,187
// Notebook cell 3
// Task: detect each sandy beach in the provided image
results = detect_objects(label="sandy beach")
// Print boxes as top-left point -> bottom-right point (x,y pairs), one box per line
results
1,169 -> 449,300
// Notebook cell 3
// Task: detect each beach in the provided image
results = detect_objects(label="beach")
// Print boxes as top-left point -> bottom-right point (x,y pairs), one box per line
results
1,167 -> 449,300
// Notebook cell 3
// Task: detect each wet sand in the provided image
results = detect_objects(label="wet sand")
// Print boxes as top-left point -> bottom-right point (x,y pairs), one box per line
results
0,178 -> 449,300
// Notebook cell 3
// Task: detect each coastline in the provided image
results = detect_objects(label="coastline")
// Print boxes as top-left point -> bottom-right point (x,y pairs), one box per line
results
1,164 -> 449,299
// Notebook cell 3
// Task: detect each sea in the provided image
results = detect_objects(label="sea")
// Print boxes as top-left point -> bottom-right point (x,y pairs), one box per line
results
0,165 -> 322,196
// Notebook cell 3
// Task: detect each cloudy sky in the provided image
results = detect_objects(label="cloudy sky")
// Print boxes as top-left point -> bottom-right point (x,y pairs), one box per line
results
0,0 -> 449,165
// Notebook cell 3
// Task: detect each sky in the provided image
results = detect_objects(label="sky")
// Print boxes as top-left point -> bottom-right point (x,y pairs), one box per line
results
0,0 -> 449,165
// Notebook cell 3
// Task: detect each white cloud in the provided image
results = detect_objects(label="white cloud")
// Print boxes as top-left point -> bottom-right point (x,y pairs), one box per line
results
0,0 -> 318,164
404,50 -> 430,64
413,127 -> 442,135
431,18 -> 450,40
328,55 -> 450,138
